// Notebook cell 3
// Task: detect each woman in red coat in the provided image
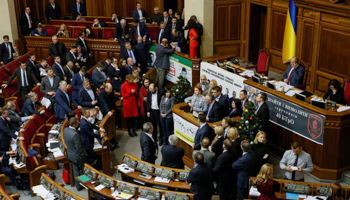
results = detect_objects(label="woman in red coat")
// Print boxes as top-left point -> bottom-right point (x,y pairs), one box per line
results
121,74 -> 138,137
187,19 -> 198,58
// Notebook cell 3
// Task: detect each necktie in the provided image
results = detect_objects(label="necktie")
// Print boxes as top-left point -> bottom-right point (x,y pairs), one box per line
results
28,14 -> 32,27
158,29 -> 163,44
81,74 -> 84,81
7,44 -> 11,59
291,155 -> 299,180
128,50 -> 136,64
288,70 -> 294,83
122,27 -> 125,37
23,69 -> 28,87
72,52 -> 76,59
172,24 -> 175,29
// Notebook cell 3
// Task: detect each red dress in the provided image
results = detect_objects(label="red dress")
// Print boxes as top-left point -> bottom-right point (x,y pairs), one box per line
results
257,180 -> 278,200
121,81 -> 138,118
137,85 -> 148,118
189,28 -> 198,58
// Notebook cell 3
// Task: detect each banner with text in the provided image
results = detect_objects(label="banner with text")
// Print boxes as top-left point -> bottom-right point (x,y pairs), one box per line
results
173,113 -> 198,145
244,84 -> 325,145
200,62 -> 246,99
149,45 -> 193,86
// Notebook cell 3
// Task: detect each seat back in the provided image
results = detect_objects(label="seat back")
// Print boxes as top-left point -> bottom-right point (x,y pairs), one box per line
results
256,48 -> 270,75
343,77 -> 350,105
91,28 -> 99,39
3,78 -> 18,98
44,25 -> 57,36
72,27 -> 85,38
47,56 -> 54,67
32,86 -> 44,100
6,52 -> 31,74
103,28 -> 115,39
0,67 -> 9,82
297,60 -> 310,90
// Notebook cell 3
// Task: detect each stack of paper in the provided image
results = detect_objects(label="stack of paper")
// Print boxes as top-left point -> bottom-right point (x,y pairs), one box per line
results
13,162 -> 26,168
32,185 -> 55,200
10,139 -> 17,151
116,192 -> 134,199
285,90 -> 302,97
93,138 -> 102,149
304,196 -> 326,200
94,184 -> 105,191
117,164 -> 135,173
249,186 -> 261,196
338,106 -> 350,112
41,97 -> 51,109
311,97 -> 323,102
240,70 -> 255,77
53,150 -> 64,158
154,177 -> 170,183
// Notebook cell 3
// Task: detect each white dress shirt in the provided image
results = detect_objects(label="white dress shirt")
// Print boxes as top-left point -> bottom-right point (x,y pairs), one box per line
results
25,13 -> 32,28
151,92 -> 159,110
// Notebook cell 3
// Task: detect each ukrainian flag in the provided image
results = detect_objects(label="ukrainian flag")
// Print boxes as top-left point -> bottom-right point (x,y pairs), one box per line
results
282,0 -> 298,63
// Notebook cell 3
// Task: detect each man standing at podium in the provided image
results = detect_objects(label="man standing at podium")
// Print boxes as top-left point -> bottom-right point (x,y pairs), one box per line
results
283,57 -> 305,87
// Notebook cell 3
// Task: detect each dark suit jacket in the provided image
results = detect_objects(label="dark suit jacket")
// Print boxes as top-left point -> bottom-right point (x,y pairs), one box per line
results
170,31 -> 185,52
111,16 -> 123,23
80,117 -> 100,150
154,44 -> 175,69
21,97 -> 42,116
113,23 -> 129,39
0,117 -> 19,149
40,75 -> 60,100
156,28 -> 171,43
140,131 -> 158,164
26,60 -> 40,81
134,41 -> 152,63
282,65 -> 305,87
99,89 -> 116,116
231,151 -> 256,188
217,95 -> 229,116
187,162 -> 214,200
194,123 -> 214,150
213,150 -> 239,186
205,101 -> 223,122
133,9 -> 147,21
30,28 -> 48,37
64,66 -> 75,84
92,68 -> 107,88
8,110 -> 24,128
150,13 -> 163,25
256,102 -> 269,133
71,2 -> 86,20
119,47 -> 140,65
52,62 -> 67,80
130,23 -> 149,40
211,137 -> 224,158
197,22 -> 203,45
48,42 -> 67,59
55,88 -> 72,120
147,89 -> 162,113
7,67 -> 39,92
161,145 -> 184,169
63,127 -> 87,164
78,87 -> 98,109
76,38 -> 89,54
45,3 -> 60,21
167,23 -> 182,32
65,51 -> 79,65
0,42 -> 15,64
19,12 -> 38,35
92,21 -> 108,27
177,19 -> 185,28
71,72 -> 96,103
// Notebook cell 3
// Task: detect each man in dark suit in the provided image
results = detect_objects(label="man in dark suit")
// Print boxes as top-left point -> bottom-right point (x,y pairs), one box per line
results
0,108 -> 24,151
0,150 -> 24,190
130,18 -> 149,41
92,62 -> 108,88
45,0 -> 60,22
283,57 -> 305,87
78,79 -> 98,109
113,19 -> 129,41
192,137 -> 216,167
187,152 -> 214,200
99,83 -> 116,117
0,35 -> 17,65
40,67 -> 60,104
6,101 -> 33,127
52,56 -> 67,81
147,83 -> 163,145
80,108 -> 106,165
255,92 -> 270,133
65,46 -> 80,70
21,92 -> 45,117
55,81 -> 72,123
154,22 -> 171,44
133,2 -> 147,22
48,35 -> 67,64
2,61 -> 40,101
162,11 -> 171,27
175,11 -> 184,28
167,17 -> 182,32
134,36 -> 152,74
140,122 -> 158,164
214,139 -> 239,200
161,135 -> 184,169
92,18 -> 108,27
71,66 -> 96,107
150,7 -> 162,25
232,140 -> 256,200
212,86 -> 230,116
197,75 -> 209,95
204,94 -> 223,123
64,61 -> 75,84
63,117 -> 87,190
238,90 -> 248,110
170,29 -> 185,52
72,0 -> 86,20
76,45 -> 88,69
119,41 -> 140,67
76,31 -> 92,57
193,114 -> 214,150
154,39 -> 175,89
103,57 -> 113,76
26,54 -> 40,81
111,13 -> 123,23
19,7 -> 38,36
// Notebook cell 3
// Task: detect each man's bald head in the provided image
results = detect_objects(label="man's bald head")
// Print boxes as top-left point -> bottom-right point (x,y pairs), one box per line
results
120,19 -> 126,26
137,36 -> 143,43
161,38 -> 168,45
67,61 -> 74,68
127,57 -> 134,66
105,83 -> 113,93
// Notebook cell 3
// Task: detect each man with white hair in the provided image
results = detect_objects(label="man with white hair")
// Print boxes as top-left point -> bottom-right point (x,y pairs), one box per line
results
150,7 -> 162,25
21,92 -> 45,116
140,122 -> 158,164
48,35 -> 67,63
161,135 -> 185,169
6,101 -> 33,127
113,19 -> 129,42
55,81 -> 72,123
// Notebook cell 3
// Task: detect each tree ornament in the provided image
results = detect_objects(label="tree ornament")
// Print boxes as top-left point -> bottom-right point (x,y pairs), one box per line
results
245,109 -> 249,113
250,117 -> 253,120
176,89 -> 179,92
181,86 -> 184,88
239,126 -> 242,129
177,79 -> 180,82
245,120 -> 249,124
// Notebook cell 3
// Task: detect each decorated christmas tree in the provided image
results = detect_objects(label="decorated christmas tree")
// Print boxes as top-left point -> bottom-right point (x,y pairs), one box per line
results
171,75 -> 192,103
235,101 -> 262,142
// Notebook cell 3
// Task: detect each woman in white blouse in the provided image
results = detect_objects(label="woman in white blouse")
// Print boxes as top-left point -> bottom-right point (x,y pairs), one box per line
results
184,85 -> 208,116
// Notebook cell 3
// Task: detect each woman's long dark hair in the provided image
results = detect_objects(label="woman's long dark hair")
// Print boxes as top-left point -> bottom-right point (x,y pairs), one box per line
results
187,19 -> 197,30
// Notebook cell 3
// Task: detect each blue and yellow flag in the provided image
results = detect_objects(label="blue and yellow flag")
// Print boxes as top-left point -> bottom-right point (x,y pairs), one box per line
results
282,0 -> 298,63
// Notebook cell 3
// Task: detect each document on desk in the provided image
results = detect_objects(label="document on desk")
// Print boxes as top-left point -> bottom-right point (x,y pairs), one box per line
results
337,106 -> 350,112
94,184 -> 105,191
285,90 -> 302,97
249,186 -> 261,196
154,177 -> 170,183
13,162 -> 26,168
304,196 -> 327,200
117,192 -> 134,199
286,192 -> 299,199
93,138 -> 102,149
33,185 -> 55,200
240,70 -> 255,77
53,150 -> 64,158
41,97 -> 51,109
10,140 -> 17,151
117,164 -> 135,173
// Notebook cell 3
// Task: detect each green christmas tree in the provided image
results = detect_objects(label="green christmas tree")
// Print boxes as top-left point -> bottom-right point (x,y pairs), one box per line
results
171,75 -> 192,103
236,101 -> 262,142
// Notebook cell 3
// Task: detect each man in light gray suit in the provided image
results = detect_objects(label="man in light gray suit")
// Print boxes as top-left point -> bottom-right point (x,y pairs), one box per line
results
63,117 -> 88,190
192,137 -> 216,168
92,62 -> 109,88
197,75 -> 209,95
40,67 -> 60,105
154,38 -> 175,89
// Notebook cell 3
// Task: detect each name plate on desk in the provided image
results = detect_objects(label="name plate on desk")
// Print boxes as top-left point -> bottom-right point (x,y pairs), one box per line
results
173,113 -> 198,145
244,84 -> 326,144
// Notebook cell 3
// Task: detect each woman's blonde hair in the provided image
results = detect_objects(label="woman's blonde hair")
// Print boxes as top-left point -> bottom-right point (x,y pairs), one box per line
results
208,79 -> 218,94
254,131 -> 267,144
211,126 -> 224,146
256,163 -> 274,184
330,182 -> 344,200
227,127 -> 239,141
60,23 -> 67,30
132,71 -> 139,83
125,74 -> 134,81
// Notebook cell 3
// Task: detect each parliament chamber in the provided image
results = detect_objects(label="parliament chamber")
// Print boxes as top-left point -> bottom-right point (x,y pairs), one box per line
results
1,0 -> 350,199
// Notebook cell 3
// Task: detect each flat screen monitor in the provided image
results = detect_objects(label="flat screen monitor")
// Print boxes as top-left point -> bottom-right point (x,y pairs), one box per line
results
295,93 -> 307,102
226,66 -> 236,74
267,82 -> 275,90
252,76 -> 260,83
311,100 -> 327,110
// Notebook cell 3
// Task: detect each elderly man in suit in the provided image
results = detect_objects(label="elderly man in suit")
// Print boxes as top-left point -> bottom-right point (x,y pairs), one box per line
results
71,66 -> 96,107
0,35 -> 17,65
153,22 -> 170,44
40,67 -> 60,104
78,79 -> 98,109
204,94 -> 223,123
232,140 -> 256,200
63,117 -> 87,190
92,62 -> 109,88
187,152 -> 214,200
140,122 -> 158,164
150,7 -> 162,25
147,83 -> 163,145
255,92 -> 270,133
2,61 -> 40,101
72,0 -> 86,20
113,19 -> 129,42
192,137 -> 216,168
133,2 -> 147,22
21,92 -> 45,117
55,81 -> 72,123
45,0 -> 60,22
154,38 -> 175,89
130,18 -> 149,41
19,7 -> 38,36
193,114 -> 214,150
0,108 -> 24,151
6,101 -> 33,127
283,57 -> 305,87
49,35 -> 67,64
197,75 -> 209,95
92,18 -> 108,27
161,135 -> 184,169
52,56 -> 67,81
64,61 -> 75,84
120,41 -> 140,67
80,108 -> 106,165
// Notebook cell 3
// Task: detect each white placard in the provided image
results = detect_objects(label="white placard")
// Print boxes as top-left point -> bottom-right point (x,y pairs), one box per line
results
173,113 -> 198,145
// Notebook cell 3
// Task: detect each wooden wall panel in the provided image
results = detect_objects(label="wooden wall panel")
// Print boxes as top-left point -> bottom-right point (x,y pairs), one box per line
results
215,6 -> 229,41
300,22 -> 314,65
229,5 -> 241,40
270,10 -> 286,51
